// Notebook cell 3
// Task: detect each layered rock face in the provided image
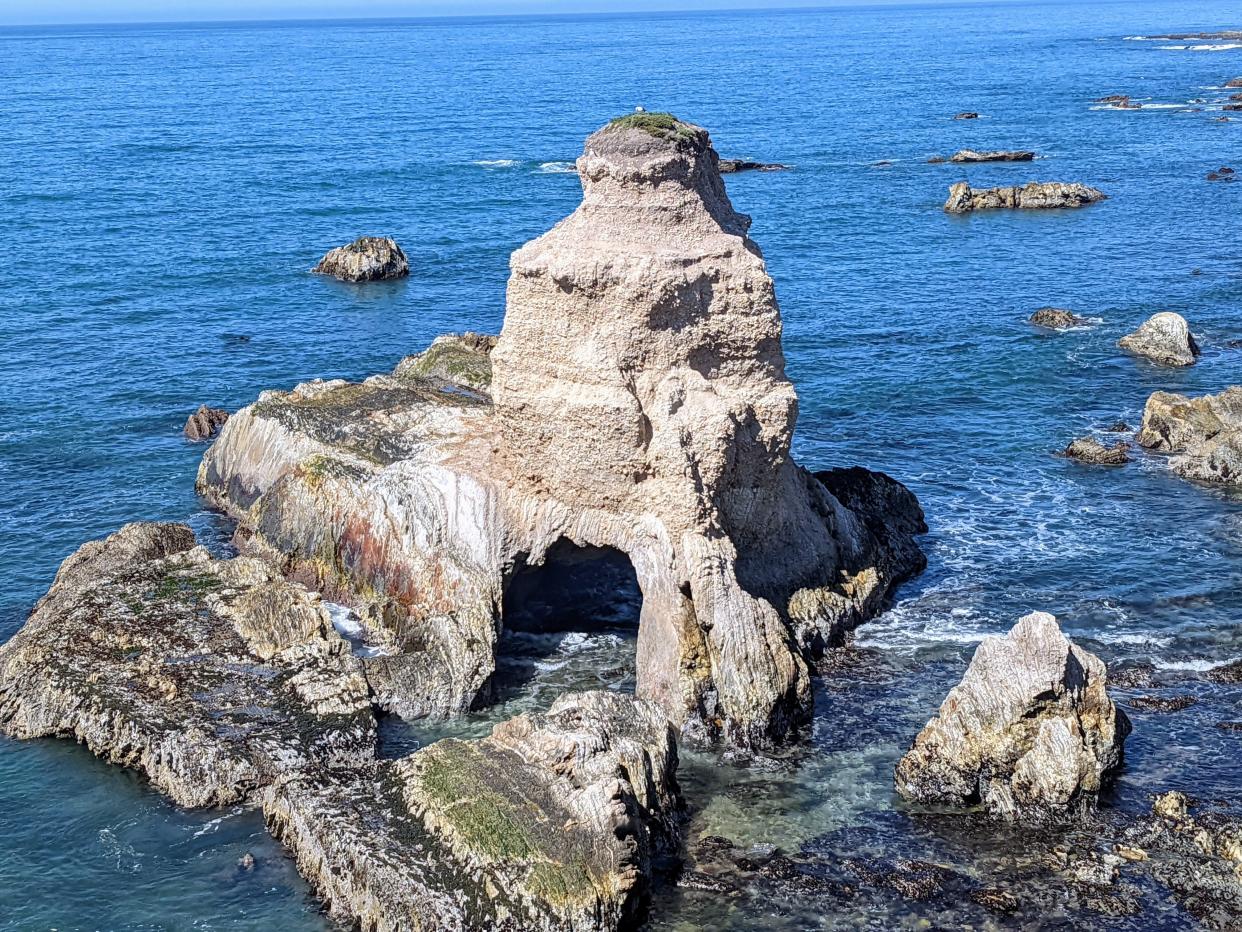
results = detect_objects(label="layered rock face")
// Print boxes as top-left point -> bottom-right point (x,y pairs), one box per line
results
0,522 -> 376,807
183,404 -> 229,441
895,612 -> 1130,822
1137,386 -> 1242,484
200,115 -> 926,746
944,181 -> 1107,212
1118,312 -> 1199,367
312,236 -> 409,282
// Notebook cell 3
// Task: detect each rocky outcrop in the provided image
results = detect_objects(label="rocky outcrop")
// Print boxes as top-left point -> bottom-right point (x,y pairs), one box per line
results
0,522 -> 376,807
1118,312 -> 1199,366
949,149 -> 1035,162
266,691 -> 681,932
1207,166 -> 1236,181
945,181 -> 1107,213
1030,307 -> 1089,329
718,159 -> 789,173
312,236 -> 409,282
895,612 -> 1130,822
1136,387 -> 1242,484
1096,95 -> 1141,109
199,114 -> 926,747
1064,437 -> 1131,465
953,112 -> 980,120
184,404 -> 229,441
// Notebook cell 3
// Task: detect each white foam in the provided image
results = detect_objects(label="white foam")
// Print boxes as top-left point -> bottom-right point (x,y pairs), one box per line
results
1159,43 -> 1242,51
326,602 -> 392,658
473,159 -> 519,168
1156,657 -> 1240,672
536,161 -> 577,174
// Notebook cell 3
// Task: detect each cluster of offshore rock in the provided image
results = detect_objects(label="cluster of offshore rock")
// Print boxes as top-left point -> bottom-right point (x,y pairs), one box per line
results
2,115 -> 931,931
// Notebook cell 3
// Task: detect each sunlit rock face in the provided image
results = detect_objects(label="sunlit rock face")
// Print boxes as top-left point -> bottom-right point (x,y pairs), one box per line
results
199,115 -> 926,747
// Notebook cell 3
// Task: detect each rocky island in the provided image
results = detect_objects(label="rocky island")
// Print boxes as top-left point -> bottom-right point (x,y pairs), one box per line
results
945,181 -> 1107,212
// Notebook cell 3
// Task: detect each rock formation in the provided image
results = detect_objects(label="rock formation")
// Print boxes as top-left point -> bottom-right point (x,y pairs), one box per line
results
1207,166 -> 1236,182
1063,437 -> 1131,465
184,404 -> 229,440
312,236 -> 409,282
718,159 -> 790,173
1096,95 -> 1141,110
1029,307 -> 1088,330
200,113 -> 926,747
953,112 -> 980,120
1136,387 -> 1242,484
1118,312 -> 1199,367
267,691 -> 682,931
949,149 -> 1036,163
895,612 -> 1130,822
945,181 -> 1107,213
0,522 -> 376,807
1,524 -> 683,930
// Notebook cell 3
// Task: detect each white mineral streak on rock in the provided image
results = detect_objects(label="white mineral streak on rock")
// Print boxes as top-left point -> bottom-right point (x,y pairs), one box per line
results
895,611 -> 1130,821
200,116 -> 926,746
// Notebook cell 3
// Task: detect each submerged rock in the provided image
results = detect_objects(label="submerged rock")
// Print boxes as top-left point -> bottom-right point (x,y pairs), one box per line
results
0,522 -> 376,807
895,612 -> 1130,822
944,181 -> 1107,213
312,236 -> 409,282
1118,312 -> 1199,367
1095,94 -> 1141,109
1029,307 -> 1089,330
184,404 -> 229,441
1207,167 -> 1236,181
953,112 -> 980,120
266,691 -> 682,931
1063,437 -> 1131,465
1127,695 -> 1198,713
199,114 -> 926,747
1136,387 -> 1242,485
718,159 -> 790,173
948,149 -> 1036,162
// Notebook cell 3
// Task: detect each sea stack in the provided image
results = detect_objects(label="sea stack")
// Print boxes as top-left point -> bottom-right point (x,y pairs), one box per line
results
1118,312 -> 1199,367
945,181 -> 1107,213
312,236 -> 409,282
896,612 -> 1130,822
200,114 -> 926,747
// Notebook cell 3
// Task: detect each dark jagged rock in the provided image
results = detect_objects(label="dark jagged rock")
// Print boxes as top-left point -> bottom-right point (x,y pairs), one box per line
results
1063,437 -> 1131,465
1149,31 -> 1242,41
1127,695 -> 1198,713
1207,660 -> 1242,684
949,149 -> 1036,163
1030,307 -> 1089,329
184,404 -> 229,441
1096,95 -> 1141,109
1119,312 -> 1199,367
953,112 -> 980,120
1109,660 -> 1156,688
1207,166 -> 1236,181
895,612 -> 1130,822
945,181 -> 1107,213
312,236 -> 409,282
1136,387 -> 1242,485
717,159 -> 790,173
1228,78 -> 1242,88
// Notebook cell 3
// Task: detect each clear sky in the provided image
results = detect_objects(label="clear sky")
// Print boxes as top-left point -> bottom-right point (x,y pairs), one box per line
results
0,0 -> 1025,27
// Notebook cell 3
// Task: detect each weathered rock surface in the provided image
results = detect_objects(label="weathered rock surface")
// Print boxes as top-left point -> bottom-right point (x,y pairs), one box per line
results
1118,312 -> 1199,367
1029,307 -> 1089,329
1136,387 -> 1242,484
266,691 -> 682,932
949,149 -> 1035,163
199,114 -> 926,747
0,522 -> 376,807
312,236 -> 409,282
1063,437 -> 1131,465
945,181 -> 1107,213
1228,78 -> 1242,88
895,612 -> 1130,821
718,159 -> 789,173
184,404 -> 229,441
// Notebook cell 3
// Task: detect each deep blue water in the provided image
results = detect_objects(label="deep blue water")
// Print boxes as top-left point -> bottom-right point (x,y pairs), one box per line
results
2,1 -> 1241,928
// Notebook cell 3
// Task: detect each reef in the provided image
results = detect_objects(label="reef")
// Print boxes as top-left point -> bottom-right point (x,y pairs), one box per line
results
1029,307 -> 1089,330
944,181 -> 1107,212
948,149 -> 1035,162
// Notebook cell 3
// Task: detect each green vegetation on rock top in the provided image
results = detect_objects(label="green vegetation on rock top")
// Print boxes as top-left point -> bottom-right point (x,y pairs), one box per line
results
606,111 -> 698,142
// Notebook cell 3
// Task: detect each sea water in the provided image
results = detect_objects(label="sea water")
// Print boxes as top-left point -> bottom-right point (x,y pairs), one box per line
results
2,1 -> 1241,927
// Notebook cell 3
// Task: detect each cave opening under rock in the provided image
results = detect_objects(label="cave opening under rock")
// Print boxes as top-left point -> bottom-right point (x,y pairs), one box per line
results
492,539 -> 643,701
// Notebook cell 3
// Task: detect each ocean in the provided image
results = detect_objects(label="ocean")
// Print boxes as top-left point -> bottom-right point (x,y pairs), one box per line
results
1,1 -> 1240,927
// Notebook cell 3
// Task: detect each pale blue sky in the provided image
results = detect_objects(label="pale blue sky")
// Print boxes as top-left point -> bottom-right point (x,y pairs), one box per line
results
0,0 -> 1028,27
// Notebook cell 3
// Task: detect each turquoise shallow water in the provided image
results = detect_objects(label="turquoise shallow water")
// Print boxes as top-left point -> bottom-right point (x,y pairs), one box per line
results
2,1 -> 1242,928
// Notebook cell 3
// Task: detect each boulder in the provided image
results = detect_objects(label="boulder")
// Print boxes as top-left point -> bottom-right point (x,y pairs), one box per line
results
1118,312 -> 1199,366
1030,307 -> 1088,329
949,149 -> 1036,163
718,159 -> 790,173
1063,437 -> 1131,465
895,611 -> 1130,821
0,522 -> 376,807
312,236 -> 409,282
1207,166 -> 1236,181
266,691 -> 682,932
184,404 -> 229,441
1136,387 -> 1242,485
945,181 -> 1107,213
953,112 -> 980,120
199,114 -> 926,747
